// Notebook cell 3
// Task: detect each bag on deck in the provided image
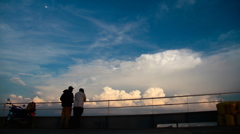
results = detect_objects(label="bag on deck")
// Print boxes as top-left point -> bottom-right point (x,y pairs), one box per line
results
26,102 -> 36,112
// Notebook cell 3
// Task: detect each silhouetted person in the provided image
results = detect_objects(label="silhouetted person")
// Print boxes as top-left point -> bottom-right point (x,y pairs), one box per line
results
60,86 -> 74,129
74,88 -> 86,129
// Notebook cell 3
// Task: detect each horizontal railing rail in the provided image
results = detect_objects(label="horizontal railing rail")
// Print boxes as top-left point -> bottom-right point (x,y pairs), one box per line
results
1,91 -> 239,105
1,91 -> 240,116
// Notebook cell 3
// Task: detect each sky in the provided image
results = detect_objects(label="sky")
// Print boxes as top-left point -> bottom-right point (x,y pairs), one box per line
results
0,0 -> 240,106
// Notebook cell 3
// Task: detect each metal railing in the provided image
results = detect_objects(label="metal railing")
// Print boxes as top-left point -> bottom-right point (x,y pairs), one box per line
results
1,91 -> 240,116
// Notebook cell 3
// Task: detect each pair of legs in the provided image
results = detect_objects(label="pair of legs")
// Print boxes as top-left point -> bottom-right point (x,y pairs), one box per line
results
73,107 -> 84,128
60,107 -> 72,128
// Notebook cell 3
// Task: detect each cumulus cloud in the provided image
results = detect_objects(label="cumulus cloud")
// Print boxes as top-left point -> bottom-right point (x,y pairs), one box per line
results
10,77 -> 26,86
8,94 -> 31,103
8,94 -> 47,104
142,88 -> 166,105
92,86 -> 141,107
90,86 -> 213,109
85,87 -> 167,108
143,88 -> 165,98
85,86 -> 217,114
120,49 -> 201,74
33,96 -> 44,102
93,86 -> 141,100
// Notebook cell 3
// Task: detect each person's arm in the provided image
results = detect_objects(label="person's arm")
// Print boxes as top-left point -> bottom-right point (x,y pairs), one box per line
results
84,94 -> 86,102
71,93 -> 74,103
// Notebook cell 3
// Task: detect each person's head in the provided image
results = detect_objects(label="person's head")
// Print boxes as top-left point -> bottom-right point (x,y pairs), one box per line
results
68,86 -> 74,92
79,88 -> 84,93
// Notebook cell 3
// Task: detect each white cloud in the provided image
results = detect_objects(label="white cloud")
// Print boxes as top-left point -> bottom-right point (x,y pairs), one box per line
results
120,49 -> 201,74
33,96 -> 44,102
10,94 -> 17,98
10,77 -> 26,86
84,87 -> 166,108
92,86 -> 141,107
93,86 -> 141,100
142,88 -> 166,106
8,94 -> 32,103
143,88 -> 165,98
85,86 -> 217,113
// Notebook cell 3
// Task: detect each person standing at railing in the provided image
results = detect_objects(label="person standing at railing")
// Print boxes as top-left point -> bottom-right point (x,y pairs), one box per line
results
60,86 -> 74,129
73,88 -> 86,129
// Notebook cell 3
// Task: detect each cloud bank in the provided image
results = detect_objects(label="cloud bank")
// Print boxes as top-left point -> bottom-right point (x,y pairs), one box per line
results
6,48 -> 239,104
5,48 -> 239,115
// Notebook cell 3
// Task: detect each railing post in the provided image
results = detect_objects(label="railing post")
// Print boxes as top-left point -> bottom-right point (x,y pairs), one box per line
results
108,100 -> 110,115
107,100 -> 110,129
186,96 -> 190,127
152,98 -> 154,114
151,98 -> 155,128
2,103 -> 6,116
187,96 -> 189,113
219,93 -> 223,103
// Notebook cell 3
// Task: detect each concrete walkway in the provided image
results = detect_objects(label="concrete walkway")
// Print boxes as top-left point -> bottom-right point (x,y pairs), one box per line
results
1,127 -> 240,134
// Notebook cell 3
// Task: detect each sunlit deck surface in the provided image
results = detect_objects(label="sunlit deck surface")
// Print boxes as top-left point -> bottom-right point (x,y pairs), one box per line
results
1,127 -> 240,134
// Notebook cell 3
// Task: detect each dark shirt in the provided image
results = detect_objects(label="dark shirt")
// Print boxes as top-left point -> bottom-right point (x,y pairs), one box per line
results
60,89 -> 74,107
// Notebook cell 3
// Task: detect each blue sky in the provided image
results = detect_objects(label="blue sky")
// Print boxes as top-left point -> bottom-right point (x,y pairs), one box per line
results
0,0 -> 240,104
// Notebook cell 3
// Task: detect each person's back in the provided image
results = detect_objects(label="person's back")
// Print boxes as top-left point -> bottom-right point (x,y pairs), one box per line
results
61,89 -> 74,107
74,91 -> 86,108
60,86 -> 74,129
74,88 -> 86,128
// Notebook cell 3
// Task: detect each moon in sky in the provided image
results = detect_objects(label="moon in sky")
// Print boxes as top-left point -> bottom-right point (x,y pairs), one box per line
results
45,6 -> 48,8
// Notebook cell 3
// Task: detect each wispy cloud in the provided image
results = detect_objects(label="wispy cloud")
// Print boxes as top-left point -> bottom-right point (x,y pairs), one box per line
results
60,5 -> 150,50
10,77 -> 26,86
155,3 -> 169,18
80,16 -> 147,49
218,30 -> 240,41
0,2 -> 90,62
154,0 -> 196,20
